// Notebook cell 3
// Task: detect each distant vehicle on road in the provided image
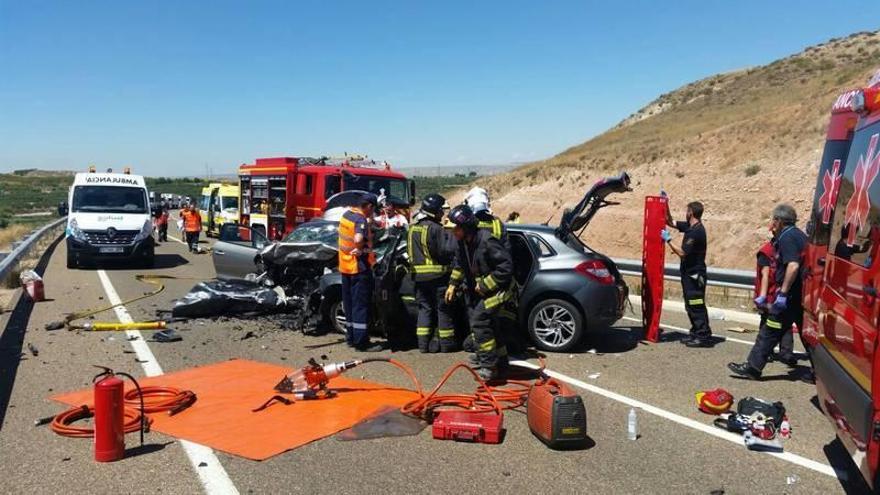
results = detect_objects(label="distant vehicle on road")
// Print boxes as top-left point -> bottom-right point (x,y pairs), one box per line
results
161,193 -> 181,209
65,166 -> 155,268
213,174 -> 632,352
199,183 -> 239,237
237,156 -> 415,241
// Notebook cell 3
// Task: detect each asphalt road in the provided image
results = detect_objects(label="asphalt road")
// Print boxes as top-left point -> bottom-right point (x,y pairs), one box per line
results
0,230 -> 871,494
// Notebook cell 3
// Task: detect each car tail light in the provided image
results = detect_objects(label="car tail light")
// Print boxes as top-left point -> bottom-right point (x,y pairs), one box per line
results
575,260 -> 614,285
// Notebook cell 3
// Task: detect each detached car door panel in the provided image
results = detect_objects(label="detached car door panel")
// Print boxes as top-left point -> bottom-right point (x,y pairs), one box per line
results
213,224 -> 268,279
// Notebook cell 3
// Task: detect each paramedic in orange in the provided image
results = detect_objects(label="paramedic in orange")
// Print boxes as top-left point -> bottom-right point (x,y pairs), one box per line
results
338,193 -> 383,352
182,204 -> 202,253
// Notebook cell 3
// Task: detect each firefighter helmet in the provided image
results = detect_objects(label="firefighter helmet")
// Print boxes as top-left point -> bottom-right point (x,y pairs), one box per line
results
448,205 -> 478,230
695,388 -> 734,415
420,193 -> 446,218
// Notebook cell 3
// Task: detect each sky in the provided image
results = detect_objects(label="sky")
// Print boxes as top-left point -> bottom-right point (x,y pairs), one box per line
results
1,1 -> 877,176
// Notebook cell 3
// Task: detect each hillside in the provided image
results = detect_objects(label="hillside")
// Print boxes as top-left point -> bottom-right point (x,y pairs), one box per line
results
459,30 -> 880,268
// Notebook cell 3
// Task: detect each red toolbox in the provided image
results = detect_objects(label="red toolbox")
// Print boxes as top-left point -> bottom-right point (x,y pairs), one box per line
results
432,410 -> 504,444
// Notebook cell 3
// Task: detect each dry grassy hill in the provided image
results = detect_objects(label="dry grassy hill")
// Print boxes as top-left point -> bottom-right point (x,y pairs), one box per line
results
457,30 -> 880,268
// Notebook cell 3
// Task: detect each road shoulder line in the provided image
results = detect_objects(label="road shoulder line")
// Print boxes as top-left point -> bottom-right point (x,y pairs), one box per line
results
96,269 -> 239,495
509,359 -> 838,479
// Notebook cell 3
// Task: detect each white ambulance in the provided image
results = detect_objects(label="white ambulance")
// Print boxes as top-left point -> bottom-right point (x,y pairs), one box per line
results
65,167 -> 155,268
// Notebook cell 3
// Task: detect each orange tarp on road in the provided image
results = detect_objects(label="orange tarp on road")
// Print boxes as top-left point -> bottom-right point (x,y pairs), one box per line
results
51,359 -> 420,461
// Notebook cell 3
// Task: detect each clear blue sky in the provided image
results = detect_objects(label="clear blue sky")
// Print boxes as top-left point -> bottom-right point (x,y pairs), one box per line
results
1,1 -> 877,176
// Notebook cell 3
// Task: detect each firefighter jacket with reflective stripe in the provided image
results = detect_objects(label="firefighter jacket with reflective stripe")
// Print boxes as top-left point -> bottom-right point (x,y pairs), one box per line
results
476,212 -> 510,252
449,228 -> 513,309
338,208 -> 375,275
407,217 -> 453,281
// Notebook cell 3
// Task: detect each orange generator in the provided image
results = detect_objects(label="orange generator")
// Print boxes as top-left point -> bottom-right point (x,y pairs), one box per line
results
527,377 -> 588,449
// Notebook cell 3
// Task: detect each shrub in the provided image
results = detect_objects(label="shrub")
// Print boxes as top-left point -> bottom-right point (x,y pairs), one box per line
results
745,164 -> 761,177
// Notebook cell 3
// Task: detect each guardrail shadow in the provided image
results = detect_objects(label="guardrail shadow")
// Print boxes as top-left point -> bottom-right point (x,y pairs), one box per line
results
0,234 -> 62,430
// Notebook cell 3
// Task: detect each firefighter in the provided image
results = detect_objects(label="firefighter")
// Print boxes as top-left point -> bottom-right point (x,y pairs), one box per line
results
445,205 -> 513,380
338,193 -> 384,352
465,188 -> 510,250
755,235 -> 797,367
729,204 -> 807,379
661,201 -> 713,347
408,193 -> 456,353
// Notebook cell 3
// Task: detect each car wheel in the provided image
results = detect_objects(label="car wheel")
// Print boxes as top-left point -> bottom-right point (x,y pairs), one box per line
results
527,298 -> 583,352
321,293 -> 347,334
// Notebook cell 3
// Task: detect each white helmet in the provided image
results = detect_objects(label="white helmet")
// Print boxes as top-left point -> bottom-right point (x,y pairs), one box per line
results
465,187 -> 491,214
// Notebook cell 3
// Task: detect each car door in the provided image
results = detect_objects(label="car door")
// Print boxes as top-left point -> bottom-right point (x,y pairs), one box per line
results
212,223 -> 268,279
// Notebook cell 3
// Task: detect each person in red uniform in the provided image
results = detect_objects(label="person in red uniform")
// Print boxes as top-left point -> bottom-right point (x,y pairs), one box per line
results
338,193 -> 384,352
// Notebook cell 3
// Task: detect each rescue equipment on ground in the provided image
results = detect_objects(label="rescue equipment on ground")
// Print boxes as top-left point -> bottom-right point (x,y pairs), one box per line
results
695,388 -> 734,415
712,397 -> 790,444
642,195 -> 668,342
50,366 -> 149,462
268,356 -> 547,445
49,366 -> 196,462
527,377 -> 588,449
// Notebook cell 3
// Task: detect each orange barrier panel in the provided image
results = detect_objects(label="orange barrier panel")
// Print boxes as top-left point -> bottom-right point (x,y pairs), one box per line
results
51,359 -> 420,461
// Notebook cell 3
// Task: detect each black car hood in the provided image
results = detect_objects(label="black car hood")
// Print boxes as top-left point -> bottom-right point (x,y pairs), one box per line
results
556,171 -> 631,238
259,241 -> 337,266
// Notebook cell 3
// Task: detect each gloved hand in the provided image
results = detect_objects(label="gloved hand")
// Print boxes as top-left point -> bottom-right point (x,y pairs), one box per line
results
444,285 -> 457,304
660,189 -> 668,198
770,293 -> 788,314
753,295 -> 767,311
660,229 -> 673,243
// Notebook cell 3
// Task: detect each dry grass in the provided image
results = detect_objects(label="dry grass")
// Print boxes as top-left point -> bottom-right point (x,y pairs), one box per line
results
450,30 -> 880,268
0,224 -> 33,252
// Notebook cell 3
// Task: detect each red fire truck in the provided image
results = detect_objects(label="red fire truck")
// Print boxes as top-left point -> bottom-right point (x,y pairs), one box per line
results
238,156 -> 415,239
806,69 -> 880,489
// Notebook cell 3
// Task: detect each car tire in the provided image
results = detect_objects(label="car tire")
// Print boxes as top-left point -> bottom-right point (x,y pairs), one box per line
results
321,293 -> 347,334
66,251 -> 77,269
527,298 -> 584,352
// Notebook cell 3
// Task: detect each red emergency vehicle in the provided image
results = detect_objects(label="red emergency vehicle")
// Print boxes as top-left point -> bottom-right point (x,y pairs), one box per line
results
238,156 -> 415,240
806,69 -> 880,489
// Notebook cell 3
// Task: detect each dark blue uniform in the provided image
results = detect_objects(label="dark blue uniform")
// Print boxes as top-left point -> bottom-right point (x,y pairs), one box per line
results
675,220 -> 711,339
747,225 -> 807,372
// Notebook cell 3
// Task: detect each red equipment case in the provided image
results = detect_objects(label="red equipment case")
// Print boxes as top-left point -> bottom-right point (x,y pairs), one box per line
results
432,410 -> 503,444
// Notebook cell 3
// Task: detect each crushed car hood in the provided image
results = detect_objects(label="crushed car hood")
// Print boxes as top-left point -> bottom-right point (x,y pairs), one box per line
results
259,241 -> 338,266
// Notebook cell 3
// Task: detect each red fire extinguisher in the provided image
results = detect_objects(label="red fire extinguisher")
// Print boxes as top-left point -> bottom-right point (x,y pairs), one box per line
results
92,367 -> 145,462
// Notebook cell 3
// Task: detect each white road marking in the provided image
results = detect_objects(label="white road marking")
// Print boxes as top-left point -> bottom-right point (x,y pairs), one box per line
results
509,359 -> 838,478
96,269 -> 239,495
622,316 -> 756,346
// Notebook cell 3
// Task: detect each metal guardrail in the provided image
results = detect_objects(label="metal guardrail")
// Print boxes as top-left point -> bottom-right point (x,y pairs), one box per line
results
0,217 -> 67,284
612,258 -> 754,290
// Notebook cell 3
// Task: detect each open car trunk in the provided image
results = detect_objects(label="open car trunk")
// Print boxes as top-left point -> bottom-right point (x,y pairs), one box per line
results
555,171 -> 632,239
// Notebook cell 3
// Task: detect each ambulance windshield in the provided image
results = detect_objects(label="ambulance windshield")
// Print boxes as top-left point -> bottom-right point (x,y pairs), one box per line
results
72,186 -> 149,214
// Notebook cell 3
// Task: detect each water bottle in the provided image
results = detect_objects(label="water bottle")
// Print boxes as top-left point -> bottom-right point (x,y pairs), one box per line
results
627,407 -> 639,440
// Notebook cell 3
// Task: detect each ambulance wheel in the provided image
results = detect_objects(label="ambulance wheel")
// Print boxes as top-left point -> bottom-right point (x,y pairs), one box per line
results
527,298 -> 583,352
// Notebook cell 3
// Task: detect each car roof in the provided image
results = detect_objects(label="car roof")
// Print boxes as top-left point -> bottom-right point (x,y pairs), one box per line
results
506,223 -> 557,235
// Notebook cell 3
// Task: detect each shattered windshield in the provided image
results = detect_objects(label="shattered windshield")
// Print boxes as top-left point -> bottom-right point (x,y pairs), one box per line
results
282,220 -> 400,261
284,221 -> 339,245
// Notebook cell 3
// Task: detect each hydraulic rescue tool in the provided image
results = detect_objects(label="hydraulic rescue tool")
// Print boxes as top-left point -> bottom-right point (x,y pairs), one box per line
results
526,377 -> 588,449
273,357 -> 366,399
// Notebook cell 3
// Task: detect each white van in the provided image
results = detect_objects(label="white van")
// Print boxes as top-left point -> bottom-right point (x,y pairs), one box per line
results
65,167 -> 155,268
